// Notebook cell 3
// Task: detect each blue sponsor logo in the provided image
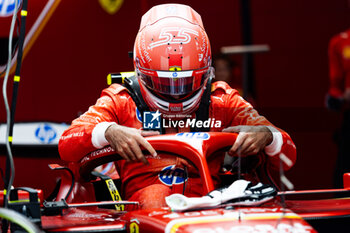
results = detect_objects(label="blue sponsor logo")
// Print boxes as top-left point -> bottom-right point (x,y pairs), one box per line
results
143,110 -> 161,129
35,123 -> 57,143
0,0 -> 22,17
176,132 -> 210,140
172,72 -> 178,77
136,107 -> 142,122
158,165 -> 187,186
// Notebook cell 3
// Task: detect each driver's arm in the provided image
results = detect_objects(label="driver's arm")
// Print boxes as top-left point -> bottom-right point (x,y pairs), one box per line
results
59,85 -> 157,163
104,124 -> 158,165
59,93 -> 120,162
223,92 -> 296,171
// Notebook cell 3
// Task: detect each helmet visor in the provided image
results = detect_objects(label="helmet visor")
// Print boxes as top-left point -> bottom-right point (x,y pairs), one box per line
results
138,67 -> 211,96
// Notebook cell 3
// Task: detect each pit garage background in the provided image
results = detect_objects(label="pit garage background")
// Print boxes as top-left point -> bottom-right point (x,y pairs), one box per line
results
0,0 -> 349,198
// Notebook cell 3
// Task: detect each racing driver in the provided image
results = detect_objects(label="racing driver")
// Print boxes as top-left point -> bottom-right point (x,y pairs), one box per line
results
59,4 -> 296,209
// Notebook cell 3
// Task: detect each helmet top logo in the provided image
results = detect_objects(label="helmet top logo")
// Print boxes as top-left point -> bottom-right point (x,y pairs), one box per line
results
148,27 -> 199,50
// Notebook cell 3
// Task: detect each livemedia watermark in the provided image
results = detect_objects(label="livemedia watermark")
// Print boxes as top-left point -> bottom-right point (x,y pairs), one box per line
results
143,110 -> 222,130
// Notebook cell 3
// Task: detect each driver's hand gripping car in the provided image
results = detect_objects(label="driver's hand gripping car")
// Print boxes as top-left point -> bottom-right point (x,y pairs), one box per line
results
58,4 -> 296,209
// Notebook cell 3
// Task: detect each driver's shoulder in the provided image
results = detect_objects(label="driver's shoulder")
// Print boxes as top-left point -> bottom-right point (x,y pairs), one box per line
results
97,84 -> 136,113
101,83 -> 133,103
211,81 -> 240,100
102,83 -> 129,96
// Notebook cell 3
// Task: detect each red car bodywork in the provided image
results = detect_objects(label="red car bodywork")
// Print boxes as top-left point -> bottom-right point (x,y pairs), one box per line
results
12,132 -> 350,232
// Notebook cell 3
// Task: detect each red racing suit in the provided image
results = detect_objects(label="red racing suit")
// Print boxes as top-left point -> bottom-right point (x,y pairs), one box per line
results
59,81 -> 296,200
328,29 -> 350,98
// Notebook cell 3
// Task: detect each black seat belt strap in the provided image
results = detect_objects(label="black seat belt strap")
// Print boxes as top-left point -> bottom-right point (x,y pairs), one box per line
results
91,171 -> 124,211
191,76 -> 213,132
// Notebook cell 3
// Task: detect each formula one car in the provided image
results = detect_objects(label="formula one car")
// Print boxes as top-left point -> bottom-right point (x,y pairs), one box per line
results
2,132 -> 350,233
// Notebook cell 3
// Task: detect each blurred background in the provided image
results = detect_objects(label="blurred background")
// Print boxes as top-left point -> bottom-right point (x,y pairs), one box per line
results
0,0 -> 349,198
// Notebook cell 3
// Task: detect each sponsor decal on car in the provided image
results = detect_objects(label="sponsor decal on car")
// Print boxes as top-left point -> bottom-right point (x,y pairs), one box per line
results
165,212 -> 311,233
176,132 -> 210,140
163,208 -> 291,219
158,165 -> 187,186
81,146 -> 115,163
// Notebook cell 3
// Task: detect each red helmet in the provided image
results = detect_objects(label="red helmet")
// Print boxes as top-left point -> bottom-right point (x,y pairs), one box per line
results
133,4 -> 212,116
